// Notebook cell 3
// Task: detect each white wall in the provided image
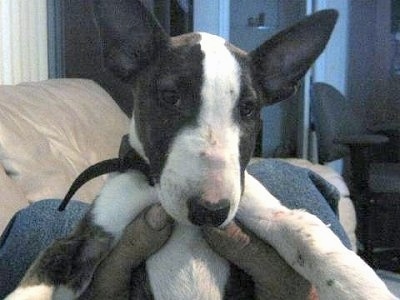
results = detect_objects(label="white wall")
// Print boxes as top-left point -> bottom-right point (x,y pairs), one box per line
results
313,0 -> 349,95
193,0 -> 230,39
0,0 -> 48,84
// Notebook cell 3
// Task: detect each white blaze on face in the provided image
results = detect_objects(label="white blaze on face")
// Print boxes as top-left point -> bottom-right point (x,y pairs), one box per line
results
159,32 -> 242,226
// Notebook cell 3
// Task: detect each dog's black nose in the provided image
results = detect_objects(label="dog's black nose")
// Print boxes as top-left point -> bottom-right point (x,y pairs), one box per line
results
187,197 -> 230,227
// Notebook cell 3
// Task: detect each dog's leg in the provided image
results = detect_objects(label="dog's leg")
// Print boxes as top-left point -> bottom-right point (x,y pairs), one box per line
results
237,172 -> 397,300
6,171 -> 157,300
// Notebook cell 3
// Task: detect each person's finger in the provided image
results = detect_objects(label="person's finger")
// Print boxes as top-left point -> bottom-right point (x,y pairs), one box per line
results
115,203 -> 174,266
80,204 -> 173,299
203,221 -> 312,300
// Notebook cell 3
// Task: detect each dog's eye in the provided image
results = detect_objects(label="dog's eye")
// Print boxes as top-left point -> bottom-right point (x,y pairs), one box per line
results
239,100 -> 257,118
160,90 -> 181,107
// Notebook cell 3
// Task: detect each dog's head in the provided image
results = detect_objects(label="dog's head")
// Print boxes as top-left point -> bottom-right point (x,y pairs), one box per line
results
93,0 -> 337,227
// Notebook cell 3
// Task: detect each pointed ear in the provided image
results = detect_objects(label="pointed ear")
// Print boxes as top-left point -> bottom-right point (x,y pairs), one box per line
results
250,9 -> 338,105
92,0 -> 169,80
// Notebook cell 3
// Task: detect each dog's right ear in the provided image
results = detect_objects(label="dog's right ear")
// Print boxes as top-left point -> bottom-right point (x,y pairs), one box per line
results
92,0 -> 169,80
250,9 -> 338,105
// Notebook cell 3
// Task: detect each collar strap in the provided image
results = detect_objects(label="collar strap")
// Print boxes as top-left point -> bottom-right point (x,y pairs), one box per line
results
58,135 -> 153,211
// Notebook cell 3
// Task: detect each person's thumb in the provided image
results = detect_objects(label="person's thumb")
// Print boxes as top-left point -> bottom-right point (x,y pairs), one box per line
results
203,221 -> 312,299
115,204 -> 174,267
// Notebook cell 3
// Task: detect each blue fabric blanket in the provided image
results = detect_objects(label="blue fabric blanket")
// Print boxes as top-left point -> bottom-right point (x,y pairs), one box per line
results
248,159 -> 350,247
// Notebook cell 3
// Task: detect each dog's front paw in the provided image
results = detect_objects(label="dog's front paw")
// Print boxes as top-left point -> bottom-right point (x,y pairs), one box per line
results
6,283 -> 82,300
5,284 -> 58,300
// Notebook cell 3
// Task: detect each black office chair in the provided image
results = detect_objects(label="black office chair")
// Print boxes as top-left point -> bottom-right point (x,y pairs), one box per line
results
311,82 -> 400,270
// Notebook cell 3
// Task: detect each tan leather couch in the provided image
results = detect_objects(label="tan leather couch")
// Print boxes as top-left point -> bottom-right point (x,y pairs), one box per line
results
0,79 -> 129,232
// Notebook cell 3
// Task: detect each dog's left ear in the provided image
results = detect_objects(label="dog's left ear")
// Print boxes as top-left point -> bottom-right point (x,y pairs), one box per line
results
250,9 -> 338,104
92,0 -> 169,81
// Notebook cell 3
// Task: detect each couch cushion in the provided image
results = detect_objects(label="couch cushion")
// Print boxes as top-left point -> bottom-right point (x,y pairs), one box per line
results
0,79 -> 130,205
0,165 -> 27,232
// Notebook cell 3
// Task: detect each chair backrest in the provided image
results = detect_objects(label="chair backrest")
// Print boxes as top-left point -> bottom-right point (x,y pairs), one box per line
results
311,82 -> 365,163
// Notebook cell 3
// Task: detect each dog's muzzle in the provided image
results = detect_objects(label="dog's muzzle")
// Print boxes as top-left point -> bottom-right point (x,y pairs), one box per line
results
187,197 -> 230,227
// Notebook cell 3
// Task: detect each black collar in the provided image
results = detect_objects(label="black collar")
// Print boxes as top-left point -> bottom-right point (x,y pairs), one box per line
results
58,135 -> 153,211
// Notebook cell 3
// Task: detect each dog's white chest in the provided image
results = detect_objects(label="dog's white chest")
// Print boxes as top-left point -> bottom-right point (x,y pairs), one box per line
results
146,225 -> 230,300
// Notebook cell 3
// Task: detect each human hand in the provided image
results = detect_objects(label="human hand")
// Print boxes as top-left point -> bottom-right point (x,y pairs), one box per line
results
203,221 -> 317,300
80,204 -> 173,300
